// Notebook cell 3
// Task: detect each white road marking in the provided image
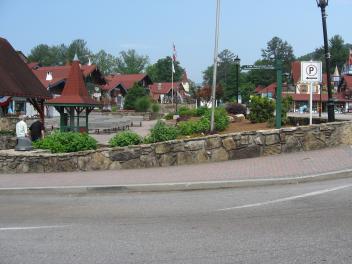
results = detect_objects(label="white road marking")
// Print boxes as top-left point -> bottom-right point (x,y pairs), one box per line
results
0,225 -> 68,231
218,184 -> 352,211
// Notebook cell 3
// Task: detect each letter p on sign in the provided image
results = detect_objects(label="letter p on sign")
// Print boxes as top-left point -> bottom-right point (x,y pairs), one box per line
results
301,61 -> 322,82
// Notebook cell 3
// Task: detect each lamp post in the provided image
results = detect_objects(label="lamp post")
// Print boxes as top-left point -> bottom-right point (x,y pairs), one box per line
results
234,56 -> 241,103
316,0 -> 335,122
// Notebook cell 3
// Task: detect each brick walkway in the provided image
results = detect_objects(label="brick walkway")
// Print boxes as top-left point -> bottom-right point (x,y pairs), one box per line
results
0,145 -> 351,189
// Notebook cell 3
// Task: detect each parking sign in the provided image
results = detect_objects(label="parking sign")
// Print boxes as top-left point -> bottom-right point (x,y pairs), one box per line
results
301,61 -> 322,82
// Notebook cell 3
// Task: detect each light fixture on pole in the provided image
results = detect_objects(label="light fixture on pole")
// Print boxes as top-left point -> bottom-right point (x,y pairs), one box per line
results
210,0 -> 221,133
234,56 -> 241,103
316,0 -> 335,122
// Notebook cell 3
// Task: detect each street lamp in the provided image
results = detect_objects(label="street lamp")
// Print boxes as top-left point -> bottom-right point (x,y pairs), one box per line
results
316,0 -> 335,122
234,56 -> 241,103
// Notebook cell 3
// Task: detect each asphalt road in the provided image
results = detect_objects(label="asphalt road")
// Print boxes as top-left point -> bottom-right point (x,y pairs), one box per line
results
1,178 -> 352,264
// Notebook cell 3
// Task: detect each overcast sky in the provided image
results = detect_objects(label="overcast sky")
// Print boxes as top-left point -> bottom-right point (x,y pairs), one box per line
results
1,0 -> 351,82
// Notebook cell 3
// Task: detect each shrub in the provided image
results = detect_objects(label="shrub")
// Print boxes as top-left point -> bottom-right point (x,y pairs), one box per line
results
204,107 -> 229,132
124,83 -> 148,110
195,107 -> 209,116
33,132 -> 97,153
145,120 -> 179,143
164,113 -> 174,120
282,96 -> 293,125
134,96 -> 151,112
151,103 -> 160,113
248,96 -> 275,123
178,106 -> 196,117
109,131 -> 142,147
225,102 -> 247,116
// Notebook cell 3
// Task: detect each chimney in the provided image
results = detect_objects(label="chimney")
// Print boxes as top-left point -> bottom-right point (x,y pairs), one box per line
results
158,83 -> 162,91
46,71 -> 53,81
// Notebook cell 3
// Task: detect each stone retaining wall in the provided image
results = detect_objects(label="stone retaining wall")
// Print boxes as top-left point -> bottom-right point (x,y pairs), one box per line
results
0,117 -> 18,131
1,121 -> 352,174
0,136 -> 16,150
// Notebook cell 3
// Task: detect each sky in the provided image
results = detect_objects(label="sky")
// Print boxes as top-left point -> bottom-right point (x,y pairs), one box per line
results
1,0 -> 351,83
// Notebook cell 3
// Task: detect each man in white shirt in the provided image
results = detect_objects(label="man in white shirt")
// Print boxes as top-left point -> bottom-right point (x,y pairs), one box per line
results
15,115 -> 28,138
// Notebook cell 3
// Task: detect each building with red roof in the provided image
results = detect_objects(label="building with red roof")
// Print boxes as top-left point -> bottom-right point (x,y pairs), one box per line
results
101,73 -> 152,110
256,60 -> 352,113
0,37 -> 51,121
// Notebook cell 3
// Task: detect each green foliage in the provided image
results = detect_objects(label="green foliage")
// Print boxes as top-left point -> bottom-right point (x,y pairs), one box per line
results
144,121 -> 179,143
178,106 -> 197,117
109,131 -> 142,147
124,83 -> 148,110
204,107 -> 230,131
177,117 -> 210,136
281,95 -> 293,125
164,113 -> 174,120
91,50 -> 118,75
146,56 -> 184,82
134,96 -> 151,112
28,39 -> 92,66
151,103 -> 160,113
116,49 -> 149,74
195,107 -> 209,117
225,102 -> 247,115
248,96 -> 275,123
33,132 -> 97,153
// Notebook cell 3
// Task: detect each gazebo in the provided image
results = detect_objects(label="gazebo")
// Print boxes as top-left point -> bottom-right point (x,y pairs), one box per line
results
46,55 -> 100,132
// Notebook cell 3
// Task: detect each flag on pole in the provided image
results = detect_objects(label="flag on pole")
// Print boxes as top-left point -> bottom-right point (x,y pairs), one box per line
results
172,43 -> 177,73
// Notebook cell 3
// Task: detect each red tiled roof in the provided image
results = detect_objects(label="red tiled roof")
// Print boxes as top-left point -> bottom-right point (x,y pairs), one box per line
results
149,82 -> 180,95
32,64 -> 97,88
0,37 -> 50,98
102,74 -> 150,91
46,60 -> 99,106
257,83 -> 277,95
28,62 -> 40,69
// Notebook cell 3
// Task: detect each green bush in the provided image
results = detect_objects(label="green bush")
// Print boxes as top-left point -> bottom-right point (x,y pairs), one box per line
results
33,132 -> 97,153
178,106 -> 196,117
0,130 -> 15,136
151,103 -> 160,113
248,96 -> 275,123
134,96 -> 151,112
195,107 -> 209,116
204,107 -> 229,132
109,131 -> 142,147
144,120 -> 179,143
124,83 -> 148,110
177,117 -> 210,136
282,96 -> 293,125
164,113 -> 174,120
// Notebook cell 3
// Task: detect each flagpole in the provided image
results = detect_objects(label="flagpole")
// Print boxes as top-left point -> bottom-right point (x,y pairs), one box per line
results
171,65 -> 174,107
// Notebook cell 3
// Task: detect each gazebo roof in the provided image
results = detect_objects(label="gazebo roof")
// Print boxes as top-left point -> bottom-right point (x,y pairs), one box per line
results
0,37 -> 50,99
46,58 -> 99,106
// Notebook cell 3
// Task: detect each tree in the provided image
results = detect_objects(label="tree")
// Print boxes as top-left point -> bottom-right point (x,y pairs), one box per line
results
202,49 -> 238,101
146,56 -> 184,82
246,59 -> 276,87
299,35 -> 352,73
28,39 -> 91,65
261,36 -> 295,73
116,49 -> 149,74
66,39 -> 92,64
92,50 -> 118,75
28,44 -> 60,66
196,85 -> 223,102
123,83 -> 148,110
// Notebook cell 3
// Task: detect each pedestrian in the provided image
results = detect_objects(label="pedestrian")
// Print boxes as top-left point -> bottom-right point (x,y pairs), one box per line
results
29,119 -> 45,142
15,114 -> 28,139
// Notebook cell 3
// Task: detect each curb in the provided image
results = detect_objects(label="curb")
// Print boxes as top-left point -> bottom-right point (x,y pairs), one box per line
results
1,169 -> 352,195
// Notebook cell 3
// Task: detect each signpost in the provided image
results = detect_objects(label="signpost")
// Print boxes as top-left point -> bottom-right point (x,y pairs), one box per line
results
301,61 -> 322,125
241,62 -> 283,129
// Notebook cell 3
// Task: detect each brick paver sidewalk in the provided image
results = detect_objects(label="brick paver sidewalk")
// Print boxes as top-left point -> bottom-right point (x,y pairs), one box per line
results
0,145 -> 351,189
